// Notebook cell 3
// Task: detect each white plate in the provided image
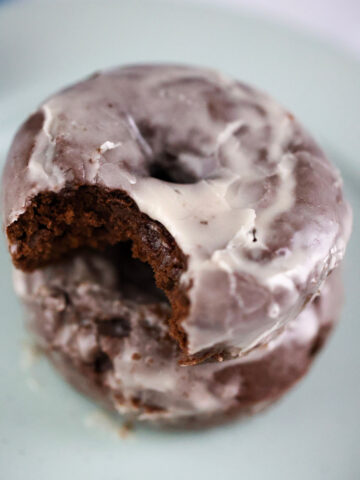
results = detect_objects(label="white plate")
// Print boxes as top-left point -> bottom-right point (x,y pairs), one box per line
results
0,1 -> 359,479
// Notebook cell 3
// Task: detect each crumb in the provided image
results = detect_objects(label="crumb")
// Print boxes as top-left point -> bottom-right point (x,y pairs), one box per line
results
118,421 -> 134,439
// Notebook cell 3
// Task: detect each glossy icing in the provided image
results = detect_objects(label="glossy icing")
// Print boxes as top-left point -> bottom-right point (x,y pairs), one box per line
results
3,65 -> 352,355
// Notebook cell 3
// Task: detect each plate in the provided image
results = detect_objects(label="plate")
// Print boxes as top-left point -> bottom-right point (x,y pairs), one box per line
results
0,1 -> 359,479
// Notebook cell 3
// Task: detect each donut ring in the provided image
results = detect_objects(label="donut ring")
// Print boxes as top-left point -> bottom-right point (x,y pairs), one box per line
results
3,64 -> 351,363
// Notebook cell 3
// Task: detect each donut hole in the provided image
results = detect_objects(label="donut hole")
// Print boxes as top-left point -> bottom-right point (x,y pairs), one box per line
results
149,152 -> 199,184
134,119 -> 201,184
135,120 -> 210,184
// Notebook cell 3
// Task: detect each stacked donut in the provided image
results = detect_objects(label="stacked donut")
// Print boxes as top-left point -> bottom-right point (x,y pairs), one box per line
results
3,65 -> 352,427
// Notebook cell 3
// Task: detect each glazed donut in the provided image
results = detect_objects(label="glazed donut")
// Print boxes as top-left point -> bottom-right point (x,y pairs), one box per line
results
14,246 -> 342,427
3,64 -> 351,363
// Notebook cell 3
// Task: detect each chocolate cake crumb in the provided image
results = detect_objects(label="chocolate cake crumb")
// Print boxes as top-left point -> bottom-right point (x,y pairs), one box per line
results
119,421 -> 134,438
7,185 -> 190,354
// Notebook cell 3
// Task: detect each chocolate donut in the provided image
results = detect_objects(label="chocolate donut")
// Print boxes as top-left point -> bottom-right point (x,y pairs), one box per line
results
14,246 -> 342,427
3,64 -> 351,364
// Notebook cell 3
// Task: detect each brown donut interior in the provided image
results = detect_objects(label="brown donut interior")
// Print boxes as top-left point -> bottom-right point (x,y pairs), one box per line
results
7,185 -> 190,353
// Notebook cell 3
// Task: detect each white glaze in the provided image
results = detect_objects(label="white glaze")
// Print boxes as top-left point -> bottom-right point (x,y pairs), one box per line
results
4,65 -> 352,356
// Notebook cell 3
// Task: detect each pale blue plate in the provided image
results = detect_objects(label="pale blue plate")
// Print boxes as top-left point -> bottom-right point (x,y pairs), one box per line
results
0,1 -> 359,479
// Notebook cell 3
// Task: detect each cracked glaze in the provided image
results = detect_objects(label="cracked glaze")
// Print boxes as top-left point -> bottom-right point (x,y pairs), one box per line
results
2,64 -> 352,356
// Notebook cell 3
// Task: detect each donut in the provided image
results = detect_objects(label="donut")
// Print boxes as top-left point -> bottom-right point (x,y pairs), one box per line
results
2,64 -> 351,365
14,246 -> 342,427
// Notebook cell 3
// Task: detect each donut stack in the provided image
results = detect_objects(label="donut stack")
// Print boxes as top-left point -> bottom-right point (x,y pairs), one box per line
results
3,65 -> 352,427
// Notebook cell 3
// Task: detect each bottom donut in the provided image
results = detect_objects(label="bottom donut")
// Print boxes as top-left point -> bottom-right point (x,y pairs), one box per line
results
14,244 -> 343,428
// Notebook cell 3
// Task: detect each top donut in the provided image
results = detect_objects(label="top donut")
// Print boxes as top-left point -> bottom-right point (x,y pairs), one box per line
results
2,64 -> 352,363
